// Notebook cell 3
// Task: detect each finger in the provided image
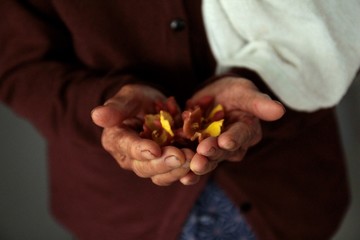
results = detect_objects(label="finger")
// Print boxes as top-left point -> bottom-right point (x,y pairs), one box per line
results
243,92 -> 286,121
190,153 -> 218,175
91,105 -> 122,128
150,149 -> 194,186
132,146 -> 186,178
91,98 -> 140,128
180,172 -> 201,186
218,121 -> 262,151
186,95 -> 214,109
191,78 -> 286,122
181,148 -> 195,167
119,127 -> 162,161
102,126 -> 161,162
151,165 -> 189,186
196,137 -> 226,161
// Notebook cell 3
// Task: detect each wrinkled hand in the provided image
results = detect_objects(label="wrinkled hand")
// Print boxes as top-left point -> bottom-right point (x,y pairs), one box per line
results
188,77 -> 286,175
91,84 -> 199,186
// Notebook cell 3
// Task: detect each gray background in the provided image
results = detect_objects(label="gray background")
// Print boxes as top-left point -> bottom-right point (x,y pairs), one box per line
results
0,76 -> 359,239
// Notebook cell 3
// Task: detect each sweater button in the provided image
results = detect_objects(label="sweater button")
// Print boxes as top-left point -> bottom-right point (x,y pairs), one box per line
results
240,202 -> 252,213
170,18 -> 186,31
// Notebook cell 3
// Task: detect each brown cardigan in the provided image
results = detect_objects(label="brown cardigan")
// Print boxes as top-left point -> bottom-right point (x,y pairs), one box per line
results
0,0 -> 349,239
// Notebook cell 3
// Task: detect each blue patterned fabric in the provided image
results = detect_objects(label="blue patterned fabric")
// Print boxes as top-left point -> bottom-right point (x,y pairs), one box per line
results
179,181 -> 256,240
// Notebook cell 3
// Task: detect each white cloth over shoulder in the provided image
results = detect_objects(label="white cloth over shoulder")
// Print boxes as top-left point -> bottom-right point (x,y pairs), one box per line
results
202,0 -> 360,111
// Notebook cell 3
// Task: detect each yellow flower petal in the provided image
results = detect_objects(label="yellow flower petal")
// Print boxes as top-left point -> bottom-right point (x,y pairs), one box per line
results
208,104 -> 223,119
160,110 -> 174,136
202,119 -> 224,137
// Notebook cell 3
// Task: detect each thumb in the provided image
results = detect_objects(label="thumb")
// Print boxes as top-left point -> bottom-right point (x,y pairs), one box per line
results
91,96 -> 140,128
91,105 -> 121,128
249,93 -> 286,121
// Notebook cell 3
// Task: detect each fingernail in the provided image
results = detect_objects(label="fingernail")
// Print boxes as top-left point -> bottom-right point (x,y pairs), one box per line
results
262,93 -> 272,100
141,150 -> 156,160
274,100 -> 284,107
274,101 -> 286,113
165,155 -> 181,168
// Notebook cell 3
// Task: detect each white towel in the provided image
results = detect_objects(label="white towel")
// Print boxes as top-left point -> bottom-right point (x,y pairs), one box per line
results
202,0 -> 360,111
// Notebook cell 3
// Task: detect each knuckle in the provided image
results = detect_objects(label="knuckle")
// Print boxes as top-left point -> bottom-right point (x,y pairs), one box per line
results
101,130 -> 114,153
247,124 -> 262,146
132,161 -> 151,178
101,128 -> 127,153
115,154 -> 129,169
169,167 -> 189,179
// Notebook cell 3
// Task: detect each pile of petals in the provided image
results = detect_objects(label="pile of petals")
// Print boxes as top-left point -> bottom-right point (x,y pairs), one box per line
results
140,96 -> 225,147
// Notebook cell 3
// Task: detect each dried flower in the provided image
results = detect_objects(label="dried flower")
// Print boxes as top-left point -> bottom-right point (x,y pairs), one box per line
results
182,103 -> 224,142
140,96 -> 225,147
140,97 -> 180,146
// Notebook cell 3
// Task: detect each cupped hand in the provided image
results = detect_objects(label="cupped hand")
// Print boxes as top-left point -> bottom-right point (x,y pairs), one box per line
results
188,77 -> 286,175
91,84 -> 199,186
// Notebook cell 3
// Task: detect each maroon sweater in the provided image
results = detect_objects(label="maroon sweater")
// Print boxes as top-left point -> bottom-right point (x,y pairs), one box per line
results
0,1 -> 350,239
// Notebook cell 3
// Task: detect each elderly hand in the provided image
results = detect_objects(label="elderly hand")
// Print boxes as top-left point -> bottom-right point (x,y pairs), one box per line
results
188,76 -> 286,175
91,84 -> 199,186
